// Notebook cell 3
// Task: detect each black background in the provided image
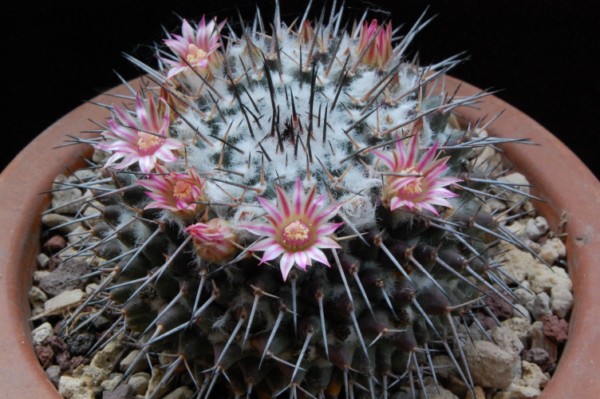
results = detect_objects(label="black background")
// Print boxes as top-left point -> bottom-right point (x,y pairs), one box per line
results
3,0 -> 599,177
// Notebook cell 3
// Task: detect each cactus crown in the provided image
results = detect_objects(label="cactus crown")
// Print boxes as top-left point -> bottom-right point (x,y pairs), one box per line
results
56,3 -> 538,398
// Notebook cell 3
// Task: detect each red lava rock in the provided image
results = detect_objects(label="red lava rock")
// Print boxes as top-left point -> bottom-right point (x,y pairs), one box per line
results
484,292 -> 514,319
55,350 -> 72,371
42,235 -> 67,255
474,312 -> 498,331
35,345 -> 54,368
45,335 -> 68,352
542,314 -> 569,343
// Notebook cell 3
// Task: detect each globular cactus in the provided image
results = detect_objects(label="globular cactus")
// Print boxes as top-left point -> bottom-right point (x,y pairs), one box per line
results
59,3 -> 537,398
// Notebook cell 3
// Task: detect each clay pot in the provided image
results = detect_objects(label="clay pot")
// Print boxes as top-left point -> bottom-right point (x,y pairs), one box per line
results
0,77 -> 598,398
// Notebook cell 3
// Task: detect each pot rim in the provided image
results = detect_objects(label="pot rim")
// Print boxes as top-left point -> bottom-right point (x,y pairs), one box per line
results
0,76 -> 598,398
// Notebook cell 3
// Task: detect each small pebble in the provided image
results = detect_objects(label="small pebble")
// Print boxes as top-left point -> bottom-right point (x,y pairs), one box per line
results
59,375 -> 94,399
119,350 -> 148,373
90,338 -> 123,370
92,148 -> 110,164
39,258 -> 90,297
484,293 -> 514,319
530,321 -> 558,364
43,235 -> 68,255
513,281 -> 535,305
67,332 -> 96,356
161,386 -> 194,399
82,202 -> 103,226
31,322 -> 54,345
35,345 -> 54,368
493,383 -> 540,399
76,364 -> 109,391
505,220 -> 526,237
539,237 -> 566,264
37,253 -> 51,269
145,368 -> 168,399
28,285 -> 48,311
527,292 -> 552,321
521,361 -> 549,391
524,216 -> 549,241
465,386 -> 486,399
101,373 -> 124,392
420,382 -> 458,399
33,270 -> 51,283
523,348 -> 554,372
72,169 -> 98,182
512,303 -> 532,323
529,265 -> 571,295
551,283 -> 573,318
56,350 -> 72,371
496,242 -> 538,283
498,172 -> 530,196
464,341 -> 515,389
102,383 -> 134,399
491,326 -> 524,356
85,283 -> 99,295
52,174 -> 84,215
128,372 -> 150,395
541,315 -> 569,343
46,364 -> 62,388
41,289 -> 86,317
42,213 -> 79,234
68,225 -> 91,247
473,146 -> 501,170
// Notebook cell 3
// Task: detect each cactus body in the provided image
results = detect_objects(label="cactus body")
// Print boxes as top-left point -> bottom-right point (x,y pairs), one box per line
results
60,4 -> 536,398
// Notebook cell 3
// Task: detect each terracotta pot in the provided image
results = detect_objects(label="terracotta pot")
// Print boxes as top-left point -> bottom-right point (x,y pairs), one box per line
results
0,77 -> 598,398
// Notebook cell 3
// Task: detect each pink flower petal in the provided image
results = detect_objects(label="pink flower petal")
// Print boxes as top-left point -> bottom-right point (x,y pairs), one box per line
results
306,247 -> 330,266
279,253 -> 295,281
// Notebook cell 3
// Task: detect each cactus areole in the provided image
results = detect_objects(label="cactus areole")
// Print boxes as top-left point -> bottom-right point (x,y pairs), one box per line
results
2,3 -> 597,399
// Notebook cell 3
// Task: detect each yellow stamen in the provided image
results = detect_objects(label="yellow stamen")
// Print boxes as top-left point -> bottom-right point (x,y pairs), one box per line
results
137,132 -> 163,151
186,44 -> 207,64
173,181 -> 194,202
282,220 -> 311,249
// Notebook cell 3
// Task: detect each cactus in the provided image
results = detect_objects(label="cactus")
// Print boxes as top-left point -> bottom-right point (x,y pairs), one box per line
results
57,3 -> 538,398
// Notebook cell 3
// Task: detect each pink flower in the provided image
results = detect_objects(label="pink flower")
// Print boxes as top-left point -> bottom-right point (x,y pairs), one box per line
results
356,19 -> 393,69
138,167 -> 206,217
96,95 -> 182,173
373,134 -> 461,215
241,178 -> 343,281
163,17 -> 225,79
186,219 -> 238,263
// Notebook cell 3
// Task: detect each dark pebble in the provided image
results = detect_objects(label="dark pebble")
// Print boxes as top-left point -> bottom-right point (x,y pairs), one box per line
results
93,315 -> 111,330
42,235 -> 68,255
55,350 -> 71,371
45,365 -> 61,388
523,348 -> 554,371
67,332 -> 97,356
39,258 -> 91,297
